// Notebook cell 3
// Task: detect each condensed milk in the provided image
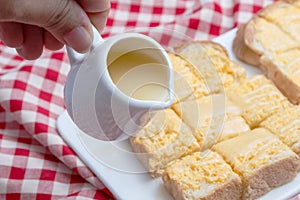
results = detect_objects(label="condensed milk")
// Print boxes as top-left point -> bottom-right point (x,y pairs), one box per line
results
108,49 -> 170,102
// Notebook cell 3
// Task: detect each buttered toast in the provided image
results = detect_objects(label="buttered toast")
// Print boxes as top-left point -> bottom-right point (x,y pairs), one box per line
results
130,109 -> 200,177
175,41 -> 246,93
130,43 -> 300,199
226,75 -> 292,128
260,106 -> 300,156
233,0 -> 300,104
163,150 -> 242,200
169,41 -> 247,103
213,128 -> 300,200
168,53 -> 210,103
172,93 -> 249,150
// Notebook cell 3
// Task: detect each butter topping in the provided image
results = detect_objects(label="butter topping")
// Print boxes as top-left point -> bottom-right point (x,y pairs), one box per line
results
169,53 -> 210,102
226,75 -> 290,127
131,109 -> 200,175
252,17 -> 297,54
164,150 -> 238,190
172,93 -> 249,149
260,106 -> 300,154
213,128 -> 296,174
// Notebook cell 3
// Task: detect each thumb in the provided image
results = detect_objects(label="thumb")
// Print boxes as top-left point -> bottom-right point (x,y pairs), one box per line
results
1,0 -> 93,53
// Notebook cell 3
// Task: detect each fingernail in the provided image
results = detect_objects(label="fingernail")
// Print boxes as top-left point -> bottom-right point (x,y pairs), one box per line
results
16,46 -> 25,57
64,26 -> 92,53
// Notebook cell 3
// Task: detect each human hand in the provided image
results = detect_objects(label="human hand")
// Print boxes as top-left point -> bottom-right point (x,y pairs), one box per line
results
0,0 -> 110,60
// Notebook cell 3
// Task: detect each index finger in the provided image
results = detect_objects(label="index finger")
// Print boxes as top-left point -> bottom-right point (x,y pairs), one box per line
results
77,0 -> 110,32
87,10 -> 109,32
77,0 -> 110,13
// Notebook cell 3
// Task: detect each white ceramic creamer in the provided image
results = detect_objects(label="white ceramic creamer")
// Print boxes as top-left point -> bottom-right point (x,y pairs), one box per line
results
64,27 -> 174,141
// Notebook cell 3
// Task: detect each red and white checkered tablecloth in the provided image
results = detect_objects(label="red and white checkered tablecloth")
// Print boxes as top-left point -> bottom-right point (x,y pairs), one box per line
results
1,0 -> 299,199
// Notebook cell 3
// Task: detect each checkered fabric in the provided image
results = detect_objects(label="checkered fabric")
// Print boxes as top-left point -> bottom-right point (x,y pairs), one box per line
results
2,0 -> 299,199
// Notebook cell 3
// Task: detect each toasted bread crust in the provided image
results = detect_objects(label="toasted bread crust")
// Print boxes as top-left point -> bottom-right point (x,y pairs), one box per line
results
204,178 -> 242,200
163,177 -> 242,200
260,56 -> 300,104
243,17 -> 263,55
233,24 -> 261,66
243,156 -> 300,199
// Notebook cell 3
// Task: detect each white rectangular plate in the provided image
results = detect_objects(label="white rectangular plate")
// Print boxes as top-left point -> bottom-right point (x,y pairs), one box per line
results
57,29 -> 300,200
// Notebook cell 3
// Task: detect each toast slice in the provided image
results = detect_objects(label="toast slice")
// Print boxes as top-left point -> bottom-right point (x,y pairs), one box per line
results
259,48 -> 300,104
255,0 -> 300,104
258,0 -> 300,43
244,16 -> 297,56
168,53 -> 210,103
226,75 -> 291,128
260,106 -> 300,156
213,128 -> 300,200
233,15 -> 296,66
174,41 -> 246,93
130,109 -> 200,177
172,93 -> 249,150
233,0 -> 300,104
163,150 -> 242,200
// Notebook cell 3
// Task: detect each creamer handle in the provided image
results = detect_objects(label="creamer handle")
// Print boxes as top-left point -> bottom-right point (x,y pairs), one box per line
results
66,25 -> 104,67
